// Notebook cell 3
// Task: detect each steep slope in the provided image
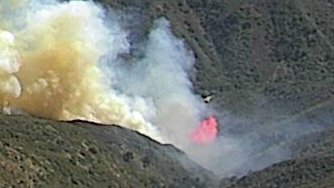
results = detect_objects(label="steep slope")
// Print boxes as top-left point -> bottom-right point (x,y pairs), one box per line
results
102,0 -> 333,129
0,114 -> 215,187
222,127 -> 334,188
224,155 -> 334,188
0,0 -> 334,187
185,0 -> 334,117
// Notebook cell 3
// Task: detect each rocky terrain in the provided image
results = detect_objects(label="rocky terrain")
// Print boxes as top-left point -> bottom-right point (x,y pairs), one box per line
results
1,0 -> 334,187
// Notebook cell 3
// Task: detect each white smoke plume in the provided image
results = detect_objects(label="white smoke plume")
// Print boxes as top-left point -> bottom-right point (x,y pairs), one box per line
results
0,0 -> 325,179
0,0 -> 206,148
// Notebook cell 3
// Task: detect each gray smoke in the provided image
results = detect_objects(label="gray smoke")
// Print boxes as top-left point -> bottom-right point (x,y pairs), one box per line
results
0,0 -> 326,179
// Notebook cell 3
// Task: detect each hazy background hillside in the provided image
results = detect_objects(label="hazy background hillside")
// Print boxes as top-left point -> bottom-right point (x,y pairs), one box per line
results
0,0 -> 333,187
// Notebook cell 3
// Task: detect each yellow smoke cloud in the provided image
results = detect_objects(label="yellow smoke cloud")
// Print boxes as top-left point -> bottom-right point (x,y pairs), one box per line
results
0,0 -> 163,141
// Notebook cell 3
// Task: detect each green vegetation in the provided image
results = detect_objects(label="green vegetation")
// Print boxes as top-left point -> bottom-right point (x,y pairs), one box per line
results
0,115 -> 213,187
1,0 -> 334,187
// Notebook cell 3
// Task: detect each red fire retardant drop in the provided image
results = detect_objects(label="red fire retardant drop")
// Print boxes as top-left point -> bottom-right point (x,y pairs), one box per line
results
191,116 -> 218,144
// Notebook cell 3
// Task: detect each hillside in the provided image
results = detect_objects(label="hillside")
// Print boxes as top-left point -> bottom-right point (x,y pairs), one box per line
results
0,0 -> 334,187
0,114 -> 215,187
